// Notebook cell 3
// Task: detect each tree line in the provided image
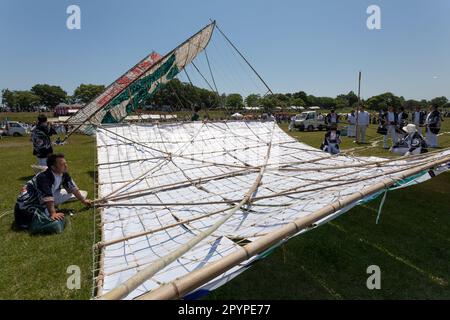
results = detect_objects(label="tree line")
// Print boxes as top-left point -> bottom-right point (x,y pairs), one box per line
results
1,79 -> 448,112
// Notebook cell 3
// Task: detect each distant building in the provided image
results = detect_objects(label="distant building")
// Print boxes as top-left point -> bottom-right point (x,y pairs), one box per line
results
54,103 -> 83,116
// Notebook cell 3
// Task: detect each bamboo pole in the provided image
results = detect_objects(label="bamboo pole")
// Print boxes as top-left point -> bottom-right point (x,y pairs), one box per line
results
96,152 -> 449,209
135,154 -> 450,300
97,124 -> 275,300
97,150 -> 446,205
94,206 -> 233,250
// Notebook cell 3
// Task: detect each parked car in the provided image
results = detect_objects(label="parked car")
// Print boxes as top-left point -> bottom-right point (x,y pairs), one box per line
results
293,111 -> 326,131
2,121 -> 30,136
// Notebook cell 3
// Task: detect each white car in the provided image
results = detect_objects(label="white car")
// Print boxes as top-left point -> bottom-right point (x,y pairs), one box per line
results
293,111 -> 326,131
3,121 -> 30,136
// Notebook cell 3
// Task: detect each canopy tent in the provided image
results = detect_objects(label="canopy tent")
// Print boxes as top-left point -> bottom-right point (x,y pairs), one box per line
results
231,113 -> 244,119
94,121 -> 450,299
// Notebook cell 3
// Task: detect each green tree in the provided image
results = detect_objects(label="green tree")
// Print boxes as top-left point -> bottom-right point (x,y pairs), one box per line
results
346,91 -> 358,106
293,91 -> 308,105
245,94 -> 261,108
1,89 -> 15,107
31,84 -> 67,108
430,96 -> 448,108
73,84 -> 106,103
334,96 -> 348,109
6,91 -> 41,111
366,92 -> 403,111
226,93 -> 244,109
290,97 -> 305,107
403,99 -> 422,111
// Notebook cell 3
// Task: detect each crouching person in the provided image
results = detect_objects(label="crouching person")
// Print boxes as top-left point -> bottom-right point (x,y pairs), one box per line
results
390,124 -> 428,156
321,124 -> 342,155
14,153 -> 92,234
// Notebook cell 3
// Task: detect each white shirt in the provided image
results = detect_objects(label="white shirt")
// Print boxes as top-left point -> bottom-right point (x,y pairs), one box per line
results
329,114 -> 337,123
425,112 -> 432,125
388,112 -> 395,123
52,172 -> 63,195
330,131 -> 337,140
348,114 -> 355,125
356,111 -> 370,125
413,112 -> 421,125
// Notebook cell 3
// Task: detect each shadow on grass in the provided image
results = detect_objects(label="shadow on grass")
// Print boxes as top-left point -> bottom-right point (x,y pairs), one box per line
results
17,175 -> 34,182
10,221 -> 29,233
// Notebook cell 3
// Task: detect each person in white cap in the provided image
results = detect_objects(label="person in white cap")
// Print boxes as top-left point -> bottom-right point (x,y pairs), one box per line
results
390,124 -> 428,156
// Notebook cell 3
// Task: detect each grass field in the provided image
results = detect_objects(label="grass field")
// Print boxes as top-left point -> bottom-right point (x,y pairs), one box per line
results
0,112 -> 449,299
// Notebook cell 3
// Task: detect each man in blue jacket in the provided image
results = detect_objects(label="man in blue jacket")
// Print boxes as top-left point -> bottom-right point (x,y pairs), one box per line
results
14,153 -> 91,234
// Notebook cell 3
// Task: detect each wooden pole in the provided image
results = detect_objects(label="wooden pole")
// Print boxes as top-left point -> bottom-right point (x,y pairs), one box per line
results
355,71 -> 361,143
135,154 -> 450,300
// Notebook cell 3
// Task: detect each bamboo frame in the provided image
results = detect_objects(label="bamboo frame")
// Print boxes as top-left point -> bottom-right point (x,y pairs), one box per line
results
97,123 -> 276,299
93,153 -> 442,252
133,155 -> 450,300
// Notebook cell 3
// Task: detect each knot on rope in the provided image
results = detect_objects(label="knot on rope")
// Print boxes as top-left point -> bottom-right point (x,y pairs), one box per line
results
166,153 -> 173,161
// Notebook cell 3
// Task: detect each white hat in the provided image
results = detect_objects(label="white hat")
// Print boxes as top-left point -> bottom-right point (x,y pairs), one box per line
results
403,123 -> 417,134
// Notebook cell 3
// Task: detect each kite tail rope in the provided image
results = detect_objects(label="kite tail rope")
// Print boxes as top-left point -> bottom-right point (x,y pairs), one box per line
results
375,189 -> 389,225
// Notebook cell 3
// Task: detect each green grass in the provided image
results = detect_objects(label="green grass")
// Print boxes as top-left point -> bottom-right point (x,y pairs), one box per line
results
1,112 -> 53,124
0,132 -> 95,299
0,113 -> 449,299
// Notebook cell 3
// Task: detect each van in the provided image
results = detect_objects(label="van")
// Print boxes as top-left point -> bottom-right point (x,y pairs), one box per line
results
293,111 -> 326,131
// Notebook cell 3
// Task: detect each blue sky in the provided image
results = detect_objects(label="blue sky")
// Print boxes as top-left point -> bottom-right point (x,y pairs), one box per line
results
0,0 -> 449,100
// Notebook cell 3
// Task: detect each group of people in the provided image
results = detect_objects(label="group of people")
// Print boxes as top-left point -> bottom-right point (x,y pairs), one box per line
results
13,114 -> 92,235
320,105 -> 443,156
320,107 -> 370,155
378,105 -> 442,151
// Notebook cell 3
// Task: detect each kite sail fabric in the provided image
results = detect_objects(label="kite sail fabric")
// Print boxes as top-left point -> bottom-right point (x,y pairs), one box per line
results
67,21 -> 215,135
94,121 -> 450,299
66,51 -> 162,134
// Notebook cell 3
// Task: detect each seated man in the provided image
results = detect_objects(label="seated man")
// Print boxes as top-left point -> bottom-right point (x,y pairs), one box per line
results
320,124 -> 342,155
14,153 -> 92,234
390,124 -> 428,156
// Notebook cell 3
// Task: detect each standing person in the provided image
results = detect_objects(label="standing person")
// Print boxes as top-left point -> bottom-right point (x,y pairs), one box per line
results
347,110 -> 356,138
425,105 -> 442,148
391,124 -> 428,156
376,108 -> 388,137
412,106 -> 425,135
320,123 -> 342,155
31,114 -> 57,166
14,154 -> 91,234
383,106 -> 398,149
397,107 -> 409,139
191,106 -> 201,121
356,106 -> 370,143
325,109 -> 339,129
288,114 -> 296,131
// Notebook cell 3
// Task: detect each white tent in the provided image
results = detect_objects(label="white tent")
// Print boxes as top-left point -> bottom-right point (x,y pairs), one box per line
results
289,106 -> 305,110
231,113 -> 244,119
